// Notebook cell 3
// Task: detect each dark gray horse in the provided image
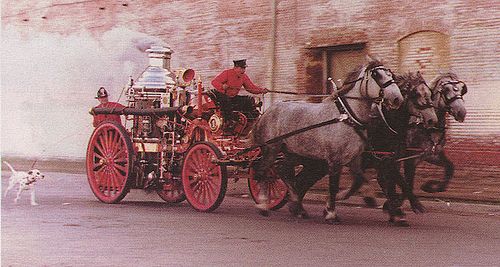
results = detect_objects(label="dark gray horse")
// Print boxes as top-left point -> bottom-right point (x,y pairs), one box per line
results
404,73 -> 467,194
251,58 -> 406,223
358,71 -> 438,225
341,72 -> 466,225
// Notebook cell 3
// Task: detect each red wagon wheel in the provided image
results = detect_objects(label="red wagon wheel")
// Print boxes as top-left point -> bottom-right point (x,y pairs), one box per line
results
86,121 -> 133,203
248,168 -> 288,210
182,142 -> 227,212
157,178 -> 186,203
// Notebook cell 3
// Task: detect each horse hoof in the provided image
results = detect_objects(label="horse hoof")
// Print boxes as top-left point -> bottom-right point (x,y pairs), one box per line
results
258,209 -> 270,217
296,212 -> 310,219
288,203 -> 309,219
323,209 -> 340,224
410,201 -> 426,214
363,197 -> 377,208
389,216 -> 410,227
325,217 -> 341,225
382,201 -> 390,212
421,180 -> 446,193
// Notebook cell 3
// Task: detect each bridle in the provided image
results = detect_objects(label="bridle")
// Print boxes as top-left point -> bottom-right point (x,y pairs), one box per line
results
406,80 -> 435,127
334,65 -> 398,132
433,79 -> 467,107
339,66 -> 396,102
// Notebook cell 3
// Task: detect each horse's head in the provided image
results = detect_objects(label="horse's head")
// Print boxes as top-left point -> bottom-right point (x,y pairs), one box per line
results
430,73 -> 467,122
396,72 -> 438,128
363,60 -> 404,110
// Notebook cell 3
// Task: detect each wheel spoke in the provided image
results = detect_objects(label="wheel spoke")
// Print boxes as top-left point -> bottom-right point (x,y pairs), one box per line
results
200,184 -> 207,204
111,140 -> 125,160
190,179 -> 201,192
100,131 -> 109,153
205,180 -> 217,200
186,161 -> 199,174
93,162 -> 105,172
105,129 -> 113,152
191,150 -> 203,170
94,139 -> 106,158
110,130 -> 120,155
114,163 -> 128,174
111,167 -> 124,192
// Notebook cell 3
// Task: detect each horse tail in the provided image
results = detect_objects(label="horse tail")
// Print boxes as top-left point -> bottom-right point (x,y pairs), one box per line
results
3,161 -> 16,173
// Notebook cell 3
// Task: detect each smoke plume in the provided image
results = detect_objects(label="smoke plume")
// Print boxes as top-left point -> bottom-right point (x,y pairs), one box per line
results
1,26 -> 165,160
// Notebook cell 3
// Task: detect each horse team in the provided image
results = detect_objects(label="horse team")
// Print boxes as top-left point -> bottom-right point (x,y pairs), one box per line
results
250,57 -> 467,227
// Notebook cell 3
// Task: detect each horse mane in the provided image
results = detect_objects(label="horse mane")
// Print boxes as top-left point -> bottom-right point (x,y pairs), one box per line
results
429,72 -> 459,91
394,72 -> 426,99
323,58 -> 384,103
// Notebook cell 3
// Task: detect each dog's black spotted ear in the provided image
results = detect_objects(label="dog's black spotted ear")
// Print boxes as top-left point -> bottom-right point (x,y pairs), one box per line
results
28,170 -> 33,175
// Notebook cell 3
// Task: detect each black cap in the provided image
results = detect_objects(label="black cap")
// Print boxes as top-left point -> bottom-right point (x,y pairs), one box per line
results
95,87 -> 108,99
233,59 -> 247,68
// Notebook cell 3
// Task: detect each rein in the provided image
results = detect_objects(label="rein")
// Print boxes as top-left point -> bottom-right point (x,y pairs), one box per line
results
238,65 -> 396,157
234,116 -> 348,157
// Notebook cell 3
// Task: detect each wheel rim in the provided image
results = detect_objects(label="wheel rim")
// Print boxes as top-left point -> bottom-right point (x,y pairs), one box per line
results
86,122 -> 132,203
182,143 -> 226,211
248,168 -> 288,210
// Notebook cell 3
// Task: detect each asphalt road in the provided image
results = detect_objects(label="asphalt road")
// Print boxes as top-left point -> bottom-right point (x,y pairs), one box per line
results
2,171 -> 500,267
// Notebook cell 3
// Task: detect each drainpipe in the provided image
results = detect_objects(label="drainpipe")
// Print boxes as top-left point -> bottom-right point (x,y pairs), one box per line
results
269,0 -> 277,105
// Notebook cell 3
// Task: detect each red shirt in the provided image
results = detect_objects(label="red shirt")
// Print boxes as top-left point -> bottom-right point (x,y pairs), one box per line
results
211,68 -> 265,97
92,102 -> 126,127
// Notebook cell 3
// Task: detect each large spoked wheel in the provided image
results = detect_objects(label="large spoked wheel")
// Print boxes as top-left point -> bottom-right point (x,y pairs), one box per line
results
248,168 -> 288,210
86,121 -> 133,204
157,178 -> 186,203
182,142 -> 227,212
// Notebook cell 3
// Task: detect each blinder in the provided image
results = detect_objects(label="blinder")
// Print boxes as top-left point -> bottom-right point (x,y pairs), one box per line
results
435,80 -> 467,105
442,80 -> 467,96
370,66 -> 396,88
368,66 -> 396,100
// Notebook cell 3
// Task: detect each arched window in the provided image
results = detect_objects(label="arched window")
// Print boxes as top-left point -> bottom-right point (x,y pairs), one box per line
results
398,31 -> 450,80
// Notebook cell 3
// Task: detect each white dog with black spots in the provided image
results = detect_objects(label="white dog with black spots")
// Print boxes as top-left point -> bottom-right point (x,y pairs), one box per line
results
3,161 -> 45,205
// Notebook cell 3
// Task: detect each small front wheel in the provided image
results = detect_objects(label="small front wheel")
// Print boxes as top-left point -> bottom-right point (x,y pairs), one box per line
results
182,142 -> 227,212
157,178 -> 186,203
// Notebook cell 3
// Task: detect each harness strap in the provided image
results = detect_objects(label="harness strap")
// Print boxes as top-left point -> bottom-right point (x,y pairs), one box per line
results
235,117 -> 344,157
375,103 -> 398,134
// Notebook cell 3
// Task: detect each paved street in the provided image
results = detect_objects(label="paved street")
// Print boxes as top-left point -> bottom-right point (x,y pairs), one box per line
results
2,171 -> 500,266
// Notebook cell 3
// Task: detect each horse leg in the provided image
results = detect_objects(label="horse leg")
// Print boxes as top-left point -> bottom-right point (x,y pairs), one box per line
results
382,159 -> 425,217
378,164 -> 408,227
377,165 -> 398,219
252,145 -> 280,216
289,158 -> 328,218
324,164 -> 342,224
421,152 -> 454,193
337,157 -> 378,208
276,155 -> 308,218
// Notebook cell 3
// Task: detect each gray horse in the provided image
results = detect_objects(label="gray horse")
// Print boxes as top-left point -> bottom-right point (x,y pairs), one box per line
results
251,58 -> 405,223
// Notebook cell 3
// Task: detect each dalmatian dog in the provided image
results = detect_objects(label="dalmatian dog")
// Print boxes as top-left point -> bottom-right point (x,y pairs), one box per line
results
3,161 -> 45,205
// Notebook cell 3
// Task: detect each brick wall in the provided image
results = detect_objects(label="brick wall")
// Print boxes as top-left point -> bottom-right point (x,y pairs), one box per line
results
2,0 -> 499,181
2,0 -> 497,90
